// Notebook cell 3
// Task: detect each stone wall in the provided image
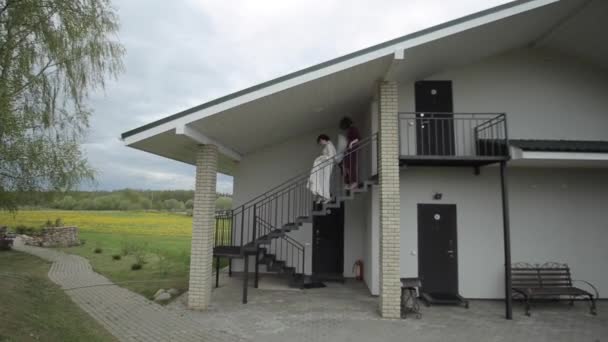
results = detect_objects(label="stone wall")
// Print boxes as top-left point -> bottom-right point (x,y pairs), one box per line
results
22,227 -> 80,247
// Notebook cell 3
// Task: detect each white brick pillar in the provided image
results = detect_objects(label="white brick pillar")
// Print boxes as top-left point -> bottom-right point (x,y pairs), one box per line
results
188,144 -> 218,310
378,81 -> 401,318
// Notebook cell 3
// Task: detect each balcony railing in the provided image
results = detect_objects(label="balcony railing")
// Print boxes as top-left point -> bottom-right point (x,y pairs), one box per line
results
398,112 -> 509,162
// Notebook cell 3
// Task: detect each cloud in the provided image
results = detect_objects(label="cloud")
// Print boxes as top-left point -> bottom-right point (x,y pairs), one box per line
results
85,0 -> 512,192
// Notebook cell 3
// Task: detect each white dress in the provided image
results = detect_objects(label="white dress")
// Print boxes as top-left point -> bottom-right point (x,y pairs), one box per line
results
307,141 -> 336,202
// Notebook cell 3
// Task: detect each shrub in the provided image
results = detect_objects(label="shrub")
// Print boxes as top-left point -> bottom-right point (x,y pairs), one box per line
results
152,249 -> 169,277
115,240 -> 147,265
120,241 -> 134,256
93,240 -> 104,254
181,251 -> 191,268
54,218 -> 64,227
15,225 -> 30,235
55,196 -> 77,210
120,241 -> 148,259
216,196 -> 233,210
185,199 -> 194,210
112,254 -> 121,260
131,263 -> 142,270
133,248 -> 146,265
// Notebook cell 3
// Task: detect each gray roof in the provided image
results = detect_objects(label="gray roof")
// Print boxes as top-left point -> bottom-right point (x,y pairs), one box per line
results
510,140 -> 608,153
120,0 -> 539,139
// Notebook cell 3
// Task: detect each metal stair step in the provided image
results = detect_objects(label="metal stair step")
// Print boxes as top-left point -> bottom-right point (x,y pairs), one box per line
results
323,202 -> 341,209
351,186 -> 368,193
268,229 -> 285,238
281,222 -> 300,231
363,180 -> 377,187
296,216 -> 312,223
256,238 -> 272,245
336,194 -> 354,202
258,254 -> 275,265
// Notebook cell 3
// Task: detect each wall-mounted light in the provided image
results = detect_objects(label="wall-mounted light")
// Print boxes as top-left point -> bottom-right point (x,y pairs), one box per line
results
433,192 -> 442,200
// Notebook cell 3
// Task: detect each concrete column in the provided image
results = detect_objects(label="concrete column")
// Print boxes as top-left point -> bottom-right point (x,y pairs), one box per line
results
188,144 -> 218,310
378,81 -> 401,318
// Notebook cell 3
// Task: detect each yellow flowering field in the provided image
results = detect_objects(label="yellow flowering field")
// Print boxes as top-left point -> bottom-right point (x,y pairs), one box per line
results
0,210 -> 194,237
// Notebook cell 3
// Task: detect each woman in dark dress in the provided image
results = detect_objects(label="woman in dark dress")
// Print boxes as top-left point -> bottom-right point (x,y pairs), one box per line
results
340,117 -> 360,189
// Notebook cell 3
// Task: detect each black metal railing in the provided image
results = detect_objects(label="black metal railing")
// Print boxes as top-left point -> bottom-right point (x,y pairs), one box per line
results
213,134 -> 377,274
257,217 -> 305,274
398,112 -> 508,158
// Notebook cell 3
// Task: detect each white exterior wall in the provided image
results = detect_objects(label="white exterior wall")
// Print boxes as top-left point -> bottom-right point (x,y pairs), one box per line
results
399,167 -> 608,298
362,97 -> 380,295
231,125 -> 371,277
344,194 -> 366,278
398,47 -> 608,141
395,46 -> 608,298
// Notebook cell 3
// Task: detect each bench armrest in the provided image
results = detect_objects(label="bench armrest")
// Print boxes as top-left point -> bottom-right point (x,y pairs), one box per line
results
573,279 -> 599,299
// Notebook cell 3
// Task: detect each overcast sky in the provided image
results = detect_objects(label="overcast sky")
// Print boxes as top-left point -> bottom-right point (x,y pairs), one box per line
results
85,0 -> 512,193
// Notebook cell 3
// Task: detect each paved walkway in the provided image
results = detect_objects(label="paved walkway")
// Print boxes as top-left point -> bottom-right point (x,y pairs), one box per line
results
170,273 -> 608,342
14,238 -> 244,342
14,239 -> 608,342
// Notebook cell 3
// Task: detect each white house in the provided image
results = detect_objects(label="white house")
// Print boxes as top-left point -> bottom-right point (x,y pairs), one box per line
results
122,0 -> 608,319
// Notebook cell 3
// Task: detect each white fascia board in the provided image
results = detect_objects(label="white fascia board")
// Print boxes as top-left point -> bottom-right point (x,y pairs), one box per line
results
124,0 -> 558,146
394,49 -> 405,60
510,146 -> 524,159
175,125 -> 243,161
122,125 -> 173,146
521,151 -> 608,161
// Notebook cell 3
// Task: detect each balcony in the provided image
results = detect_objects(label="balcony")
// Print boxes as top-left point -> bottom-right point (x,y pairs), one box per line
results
398,112 -> 509,167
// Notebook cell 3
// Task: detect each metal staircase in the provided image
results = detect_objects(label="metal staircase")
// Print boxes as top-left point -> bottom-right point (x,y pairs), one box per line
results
213,134 -> 377,303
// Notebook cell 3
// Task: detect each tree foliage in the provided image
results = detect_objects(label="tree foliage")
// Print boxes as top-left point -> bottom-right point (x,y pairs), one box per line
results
0,0 -> 124,210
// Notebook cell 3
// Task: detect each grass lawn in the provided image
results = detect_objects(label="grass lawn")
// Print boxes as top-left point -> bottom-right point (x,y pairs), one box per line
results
60,231 -> 192,299
0,210 -> 224,300
0,250 -> 117,342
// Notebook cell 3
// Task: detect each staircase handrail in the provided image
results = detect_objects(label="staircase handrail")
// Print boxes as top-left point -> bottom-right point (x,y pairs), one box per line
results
230,133 -> 377,214
256,217 -> 305,250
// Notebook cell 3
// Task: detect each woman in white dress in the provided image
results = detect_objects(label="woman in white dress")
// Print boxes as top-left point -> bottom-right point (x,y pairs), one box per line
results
307,134 -> 336,203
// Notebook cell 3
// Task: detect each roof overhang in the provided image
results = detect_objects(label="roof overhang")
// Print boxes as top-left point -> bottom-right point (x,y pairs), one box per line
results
510,145 -> 608,168
121,0 -> 605,174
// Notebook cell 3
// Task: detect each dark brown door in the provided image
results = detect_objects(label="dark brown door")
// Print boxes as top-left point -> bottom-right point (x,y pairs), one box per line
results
415,81 -> 455,155
312,205 -> 344,276
418,204 -> 458,296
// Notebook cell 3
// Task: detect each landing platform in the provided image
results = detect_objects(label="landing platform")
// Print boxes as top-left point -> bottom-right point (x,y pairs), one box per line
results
213,246 -> 243,258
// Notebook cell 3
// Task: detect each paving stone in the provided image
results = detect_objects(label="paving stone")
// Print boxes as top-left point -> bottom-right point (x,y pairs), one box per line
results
14,238 -> 244,342
169,273 -> 608,342
14,237 -> 608,342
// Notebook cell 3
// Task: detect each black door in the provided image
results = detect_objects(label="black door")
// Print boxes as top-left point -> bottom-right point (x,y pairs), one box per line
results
312,205 -> 344,276
415,81 -> 455,155
418,204 -> 458,296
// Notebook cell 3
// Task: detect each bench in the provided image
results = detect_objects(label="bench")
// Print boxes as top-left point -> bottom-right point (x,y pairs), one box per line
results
511,262 -> 598,316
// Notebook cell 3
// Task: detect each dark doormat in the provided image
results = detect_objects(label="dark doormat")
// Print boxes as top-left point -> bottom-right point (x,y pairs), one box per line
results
301,282 -> 326,289
421,292 -> 469,308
